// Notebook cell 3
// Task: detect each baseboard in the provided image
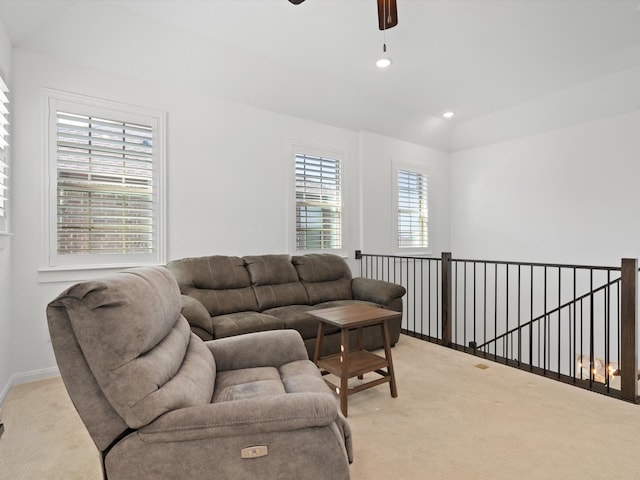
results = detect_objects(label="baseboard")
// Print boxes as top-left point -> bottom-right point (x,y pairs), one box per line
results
0,366 -> 60,407
0,378 -> 11,407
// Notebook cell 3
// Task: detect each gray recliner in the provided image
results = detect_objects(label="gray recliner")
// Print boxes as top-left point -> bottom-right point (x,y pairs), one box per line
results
46,266 -> 352,480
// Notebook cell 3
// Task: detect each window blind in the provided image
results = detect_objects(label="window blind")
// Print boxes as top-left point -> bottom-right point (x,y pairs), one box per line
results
56,111 -> 154,255
0,75 -> 9,221
295,153 -> 342,250
397,168 -> 428,248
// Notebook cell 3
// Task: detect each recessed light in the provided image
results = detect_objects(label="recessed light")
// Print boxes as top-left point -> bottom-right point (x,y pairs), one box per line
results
442,111 -> 455,119
376,57 -> 392,68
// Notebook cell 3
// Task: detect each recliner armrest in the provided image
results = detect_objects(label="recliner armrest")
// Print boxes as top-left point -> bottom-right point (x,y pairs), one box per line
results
206,330 -> 309,370
180,295 -> 213,335
137,392 -> 338,442
352,277 -> 406,307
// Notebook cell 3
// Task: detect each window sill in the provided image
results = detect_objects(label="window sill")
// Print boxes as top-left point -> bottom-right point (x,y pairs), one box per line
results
0,232 -> 11,250
37,262 -> 161,284
392,249 -> 434,258
294,249 -> 348,259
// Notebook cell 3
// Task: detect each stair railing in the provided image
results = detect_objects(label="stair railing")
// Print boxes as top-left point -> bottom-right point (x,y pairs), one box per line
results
357,252 -> 638,403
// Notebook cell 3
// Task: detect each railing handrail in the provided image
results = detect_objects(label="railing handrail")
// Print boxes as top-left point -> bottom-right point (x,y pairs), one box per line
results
452,257 -> 621,272
359,253 -> 441,261
360,252 -> 622,272
475,276 -> 622,350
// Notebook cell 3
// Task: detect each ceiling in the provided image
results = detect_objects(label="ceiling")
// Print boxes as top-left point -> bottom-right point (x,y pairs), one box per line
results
1,0 -> 640,151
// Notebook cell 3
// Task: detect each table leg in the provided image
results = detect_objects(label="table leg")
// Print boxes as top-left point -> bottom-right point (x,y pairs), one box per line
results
381,320 -> 398,398
340,327 -> 350,416
313,322 -> 325,365
356,327 -> 364,380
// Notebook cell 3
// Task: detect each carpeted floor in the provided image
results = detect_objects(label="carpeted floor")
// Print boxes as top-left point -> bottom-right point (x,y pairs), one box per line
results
2,334 -> 640,479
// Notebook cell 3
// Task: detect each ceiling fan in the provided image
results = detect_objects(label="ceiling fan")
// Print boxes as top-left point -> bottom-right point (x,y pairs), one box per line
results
288,0 -> 398,30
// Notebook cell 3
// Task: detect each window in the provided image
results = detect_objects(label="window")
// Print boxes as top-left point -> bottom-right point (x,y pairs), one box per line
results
396,166 -> 428,249
294,150 -> 343,251
45,91 -> 166,269
0,74 -> 9,233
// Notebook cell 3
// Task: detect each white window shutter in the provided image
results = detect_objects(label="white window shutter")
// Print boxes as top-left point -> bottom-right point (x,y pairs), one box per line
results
0,75 -> 9,221
397,168 -> 428,248
56,111 -> 154,255
295,153 -> 342,250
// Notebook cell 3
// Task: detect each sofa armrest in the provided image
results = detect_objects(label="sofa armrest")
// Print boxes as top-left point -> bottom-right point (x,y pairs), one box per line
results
180,295 -> 213,336
206,329 -> 309,371
138,392 -> 337,442
352,277 -> 406,307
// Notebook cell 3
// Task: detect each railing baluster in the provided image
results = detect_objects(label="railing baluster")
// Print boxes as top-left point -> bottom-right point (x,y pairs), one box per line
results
580,298 -> 584,381
441,252 -> 452,346
472,261 -> 476,350
530,265 -> 534,371
494,263 -> 498,358
620,258 -> 638,402
569,267 -> 578,378
557,267 -> 561,379
427,259 -> 431,338
484,263 -> 487,359
543,266 -> 547,374
506,264 -> 509,363
589,268 -> 594,388
605,270 -> 610,390
419,259 -> 424,338
517,265 -> 521,366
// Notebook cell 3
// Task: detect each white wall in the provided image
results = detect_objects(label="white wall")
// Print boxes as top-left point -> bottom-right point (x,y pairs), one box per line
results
360,131 -> 451,257
0,17 -> 11,403
451,66 -> 640,153
5,48 -> 432,385
450,109 -> 640,266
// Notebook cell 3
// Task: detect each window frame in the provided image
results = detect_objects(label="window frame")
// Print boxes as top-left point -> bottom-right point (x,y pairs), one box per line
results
290,142 -> 345,255
392,160 -> 429,254
0,73 -> 9,238
42,89 -> 166,272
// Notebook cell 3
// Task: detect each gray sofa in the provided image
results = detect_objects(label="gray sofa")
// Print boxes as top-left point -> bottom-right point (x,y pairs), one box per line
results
47,266 -> 352,480
167,253 -> 406,358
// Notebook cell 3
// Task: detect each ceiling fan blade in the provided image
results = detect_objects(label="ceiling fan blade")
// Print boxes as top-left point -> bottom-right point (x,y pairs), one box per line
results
377,0 -> 398,30
289,0 -> 305,4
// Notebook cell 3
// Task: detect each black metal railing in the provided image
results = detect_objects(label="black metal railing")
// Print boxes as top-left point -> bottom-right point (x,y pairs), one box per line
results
359,253 -> 443,342
358,252 -> 639,403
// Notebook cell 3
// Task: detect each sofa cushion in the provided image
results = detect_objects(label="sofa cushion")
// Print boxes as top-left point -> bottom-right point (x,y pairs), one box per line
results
167,256 -> 259,315
244,254 -> 298,285
313,299 -> 380,310
293,254 -> 353,304
49,267 -> 216,429
253,283 -> 310,311
189,287 -> 259,317
169,255 -> 251,290
263,305 -> 340,340
244,254 -> 309,310
212,312 -> 285,339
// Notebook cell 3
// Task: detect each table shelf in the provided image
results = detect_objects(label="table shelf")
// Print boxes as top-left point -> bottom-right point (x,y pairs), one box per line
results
317,350 -> 389,378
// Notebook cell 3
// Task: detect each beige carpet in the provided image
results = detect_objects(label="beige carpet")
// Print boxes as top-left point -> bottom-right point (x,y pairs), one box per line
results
2,334 -> 640,479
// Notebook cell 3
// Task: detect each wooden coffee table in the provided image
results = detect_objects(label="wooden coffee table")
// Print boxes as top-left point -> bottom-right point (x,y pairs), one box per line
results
311,304 -> 400,416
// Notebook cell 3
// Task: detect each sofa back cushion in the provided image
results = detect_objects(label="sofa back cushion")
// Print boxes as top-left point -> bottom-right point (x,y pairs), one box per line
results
47,267 -> 216,432
244,254 -> 309,310
293,254 -> 353,304
167,256 -> 259,315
